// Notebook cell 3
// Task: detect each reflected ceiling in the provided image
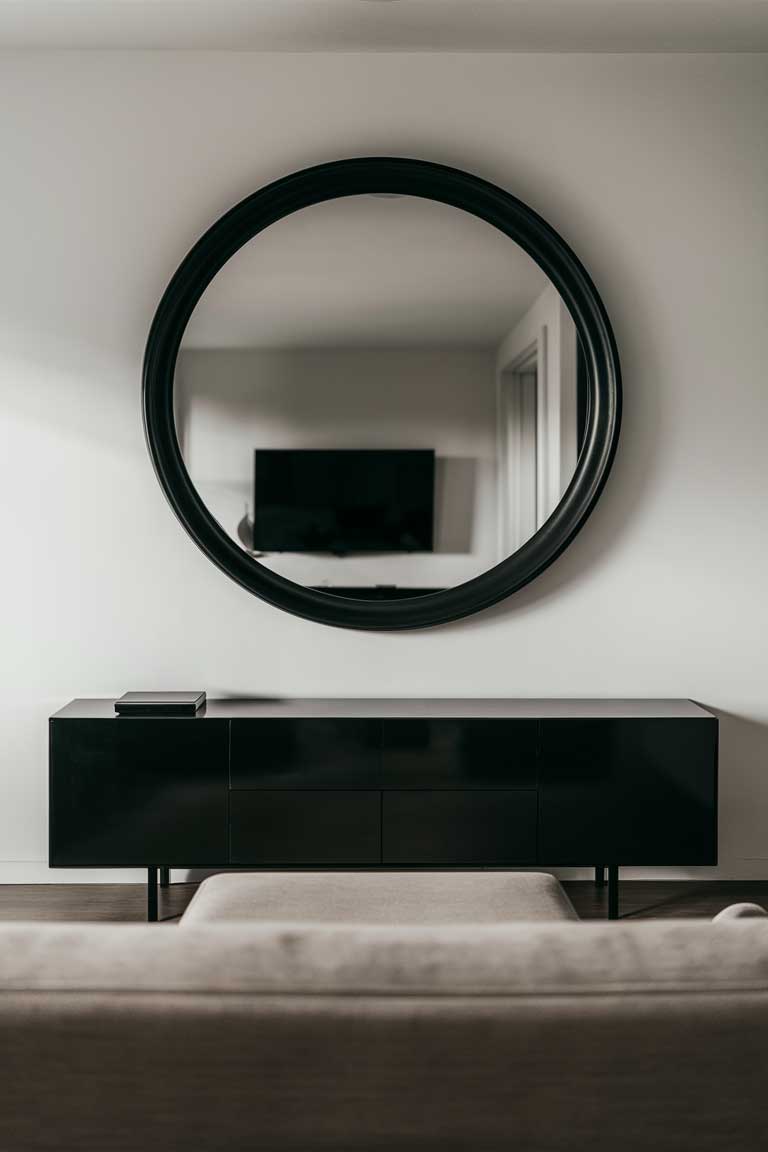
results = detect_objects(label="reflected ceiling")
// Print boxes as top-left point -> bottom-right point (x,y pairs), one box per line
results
183,197 -> 548,349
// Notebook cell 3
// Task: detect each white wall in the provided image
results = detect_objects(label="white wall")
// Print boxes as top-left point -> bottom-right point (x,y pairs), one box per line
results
177,346 -> 499,587
0,52 -> 766,881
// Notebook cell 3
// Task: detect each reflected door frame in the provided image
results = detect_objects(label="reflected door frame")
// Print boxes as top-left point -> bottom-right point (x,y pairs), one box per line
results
497,326 -> 547,557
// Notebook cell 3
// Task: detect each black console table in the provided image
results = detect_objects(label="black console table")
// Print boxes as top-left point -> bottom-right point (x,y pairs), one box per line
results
49,699 -> 717,921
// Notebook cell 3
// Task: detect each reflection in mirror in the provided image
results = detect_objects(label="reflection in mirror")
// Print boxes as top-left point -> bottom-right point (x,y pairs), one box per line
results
176,196 -> 587,600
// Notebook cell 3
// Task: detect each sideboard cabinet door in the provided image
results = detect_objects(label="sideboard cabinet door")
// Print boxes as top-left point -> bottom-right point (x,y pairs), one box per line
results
539,719 -> 717,865
49,719 -> 229,865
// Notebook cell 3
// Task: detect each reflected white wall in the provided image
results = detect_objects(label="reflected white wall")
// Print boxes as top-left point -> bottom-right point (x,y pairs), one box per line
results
177,347 -> 498,588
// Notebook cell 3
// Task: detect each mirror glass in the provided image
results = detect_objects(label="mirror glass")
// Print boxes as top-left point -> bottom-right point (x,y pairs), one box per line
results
176,195 -> 587,600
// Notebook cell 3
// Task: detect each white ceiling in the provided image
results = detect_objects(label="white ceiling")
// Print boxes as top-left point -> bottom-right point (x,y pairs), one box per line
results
182,195 -> 549,349
1,0 -> 767,52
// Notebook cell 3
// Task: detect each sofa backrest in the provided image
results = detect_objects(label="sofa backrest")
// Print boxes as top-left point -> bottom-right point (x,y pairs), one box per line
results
2,920 -> 767,1151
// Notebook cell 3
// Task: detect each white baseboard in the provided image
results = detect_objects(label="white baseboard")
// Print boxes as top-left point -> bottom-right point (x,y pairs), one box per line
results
0,863 -> 154,883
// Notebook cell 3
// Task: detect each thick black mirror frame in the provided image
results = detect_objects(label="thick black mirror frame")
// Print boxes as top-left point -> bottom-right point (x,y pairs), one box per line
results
143,157 -> 621,630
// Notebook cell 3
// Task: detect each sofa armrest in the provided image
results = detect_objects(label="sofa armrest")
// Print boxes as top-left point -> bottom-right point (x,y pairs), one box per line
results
713,902 -> 768,921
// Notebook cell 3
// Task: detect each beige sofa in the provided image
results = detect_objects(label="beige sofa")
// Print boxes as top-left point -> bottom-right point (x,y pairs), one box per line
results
2,872 -> 767,1151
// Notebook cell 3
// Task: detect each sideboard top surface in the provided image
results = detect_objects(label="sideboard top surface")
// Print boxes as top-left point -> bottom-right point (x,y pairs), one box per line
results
51,698 -> 716,721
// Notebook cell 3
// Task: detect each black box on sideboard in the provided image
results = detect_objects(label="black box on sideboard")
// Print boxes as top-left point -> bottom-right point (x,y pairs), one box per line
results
114,691 -> 206,716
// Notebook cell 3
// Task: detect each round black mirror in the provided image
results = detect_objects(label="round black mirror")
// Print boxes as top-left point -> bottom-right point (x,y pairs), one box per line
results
143,157 -> 621,629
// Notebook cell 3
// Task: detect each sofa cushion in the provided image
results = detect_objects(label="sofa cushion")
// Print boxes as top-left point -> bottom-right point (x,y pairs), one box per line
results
179,870 -> 579,926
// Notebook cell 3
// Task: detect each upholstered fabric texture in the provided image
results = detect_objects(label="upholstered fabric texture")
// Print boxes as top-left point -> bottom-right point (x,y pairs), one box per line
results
2,921 -> 768,1151
3,919 -> 768,995
179,869 -> 579,925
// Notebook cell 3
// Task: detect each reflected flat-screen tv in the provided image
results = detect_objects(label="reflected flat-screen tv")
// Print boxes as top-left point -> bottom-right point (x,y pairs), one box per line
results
253,448 -> 435,554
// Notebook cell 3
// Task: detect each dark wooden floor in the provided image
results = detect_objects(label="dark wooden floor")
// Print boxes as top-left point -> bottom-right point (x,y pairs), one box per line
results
0,883 -> 198,923
0,880 -> 766,923
567,880 -> 768,920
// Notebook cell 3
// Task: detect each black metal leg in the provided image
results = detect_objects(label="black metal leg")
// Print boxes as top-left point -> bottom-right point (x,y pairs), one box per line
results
595,865 -> 606,887
147,867 -> 158,922
159,867 -> 170,889
608,864 -> 619,920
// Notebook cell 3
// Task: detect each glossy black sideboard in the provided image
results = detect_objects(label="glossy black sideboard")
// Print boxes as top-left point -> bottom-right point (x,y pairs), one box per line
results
49,699 -> 718,918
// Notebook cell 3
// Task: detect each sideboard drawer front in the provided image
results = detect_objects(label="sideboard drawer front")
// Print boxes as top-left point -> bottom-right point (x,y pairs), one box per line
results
381,720 -> 537,788
382,790 -> 537,864
231,719 -> 380,789
230,790 -> 381,864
